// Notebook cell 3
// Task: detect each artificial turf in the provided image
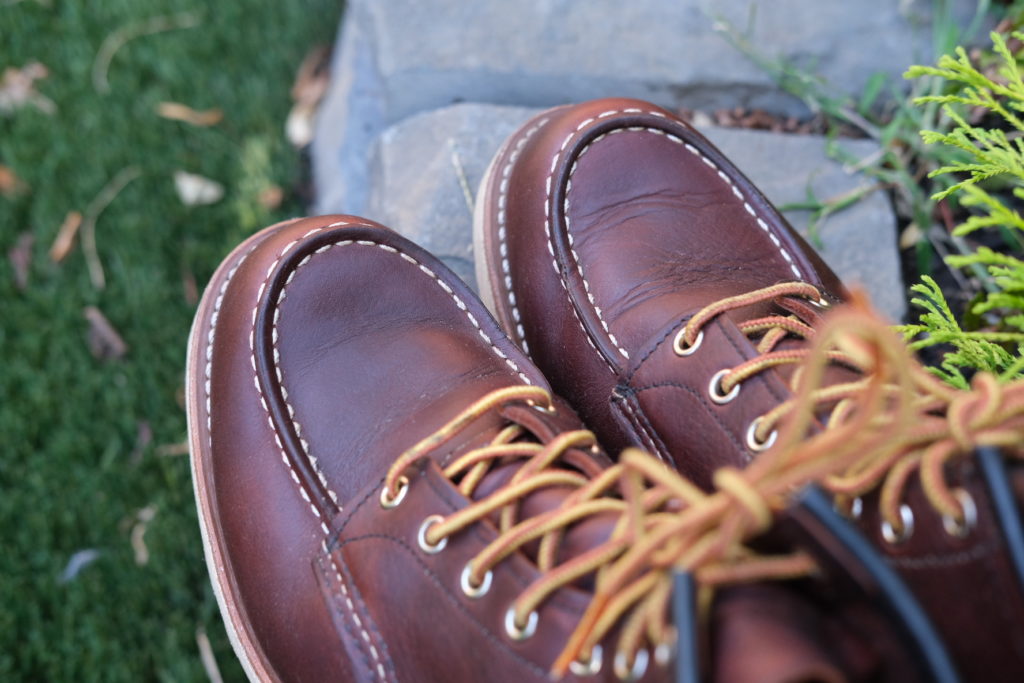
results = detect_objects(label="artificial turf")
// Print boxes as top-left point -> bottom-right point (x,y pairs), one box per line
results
1,1 -> 342,679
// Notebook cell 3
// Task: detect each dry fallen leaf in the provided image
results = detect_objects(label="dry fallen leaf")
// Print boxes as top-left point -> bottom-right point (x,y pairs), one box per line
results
130,506 -> 157,566
0,61 -> 55,115
196,628 -> 225,683
174,170 -> 224,206
182,266 -> 198,306
156,101 -> 223,127
156,441 -> 189,457
84,305 -> 128,360
285,45 -> 331,148
0,164 -> 28,197
129,420 -> 153,463
59,549 -> 102,584
258,184 -> 284,210
8,232 -> 33,290
49,210 -> 83,263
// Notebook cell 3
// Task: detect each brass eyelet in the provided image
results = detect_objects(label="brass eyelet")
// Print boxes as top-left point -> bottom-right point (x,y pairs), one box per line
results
527,400 -> 556,415
834,496 -> 863,521
459,564 -> 493,599
745,417 -> 778,452
673,328 -> 703,357
810,297 -> 831,309
654,641 -> 673,667
881,504 -> 915,544
708,369 -> 740,405
503,607 -> 539,641
569,644 -> 603,677
417,515 -> 448,554
379,476 -> 409,509
613,648 -> 649,681
941,488 -> 978,538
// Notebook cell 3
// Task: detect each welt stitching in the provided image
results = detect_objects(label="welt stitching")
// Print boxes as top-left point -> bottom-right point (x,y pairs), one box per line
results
249,222 -> 338,535
297,239 -> 534,385
555,112 -> 807,365
616,393 -> 669,464
496,116 -> 549,352
316,555 -> 376,679
544,108 -> 661,371
325,547 -> 390,682
626,393 -> 673,464
259,228 -> 538,535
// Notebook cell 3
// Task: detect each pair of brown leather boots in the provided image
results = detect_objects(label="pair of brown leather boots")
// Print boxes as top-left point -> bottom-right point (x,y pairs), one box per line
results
186,98 -> 1024,682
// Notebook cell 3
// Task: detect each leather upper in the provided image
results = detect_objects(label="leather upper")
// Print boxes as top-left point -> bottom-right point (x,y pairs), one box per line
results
476,98 -> 847,488
190,215 -> 929,682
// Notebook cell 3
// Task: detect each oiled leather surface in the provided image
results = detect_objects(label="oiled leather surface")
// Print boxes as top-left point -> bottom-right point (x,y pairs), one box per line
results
855,460 -> 1024,681
194,216 -> 948,682
478,98 -> 846,488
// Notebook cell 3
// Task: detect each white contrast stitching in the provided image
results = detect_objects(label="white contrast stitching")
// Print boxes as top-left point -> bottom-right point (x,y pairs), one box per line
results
553,112 -> 808,365
291,240 -> 534,386
250,223 -> 338,535
496,117 -> 549,351
329,552 -> 388,682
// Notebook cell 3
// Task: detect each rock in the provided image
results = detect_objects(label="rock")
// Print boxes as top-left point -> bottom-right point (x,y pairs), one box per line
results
365,103 -> 906,321
313,0 -> 983,216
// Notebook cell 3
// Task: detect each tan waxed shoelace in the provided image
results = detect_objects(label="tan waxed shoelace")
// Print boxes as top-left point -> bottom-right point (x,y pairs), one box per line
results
381,297 -> 1024,678
674,281 -> 871,447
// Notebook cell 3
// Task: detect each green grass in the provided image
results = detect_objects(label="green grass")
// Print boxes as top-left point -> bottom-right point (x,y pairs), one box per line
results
0,1 -> 342,679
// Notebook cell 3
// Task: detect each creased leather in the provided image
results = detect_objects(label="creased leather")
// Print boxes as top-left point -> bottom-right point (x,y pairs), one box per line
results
475,98 -> 847,488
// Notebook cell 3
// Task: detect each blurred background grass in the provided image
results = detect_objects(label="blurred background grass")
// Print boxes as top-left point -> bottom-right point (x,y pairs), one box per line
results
0,1 -> 342,679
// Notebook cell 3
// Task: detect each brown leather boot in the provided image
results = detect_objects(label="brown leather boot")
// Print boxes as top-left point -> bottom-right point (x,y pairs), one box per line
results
473,97 -> 848,488
750,300 -> 1024,682
187,217 -> 937,682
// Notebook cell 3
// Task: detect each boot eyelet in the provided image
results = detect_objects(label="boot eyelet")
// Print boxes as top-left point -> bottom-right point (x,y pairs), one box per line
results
503,607 -> 538,641
417,515 -> 448,554
708,369 -> 740,404
941,488 -> 978,538
834,496 -> 863,521
379,476 -> 409,509
459,564 -> 493,599
528,401 -> 556,415
673,329 -> 703,357
745,417 -> 778,452
569,644 -> 603,676
613,648 -> 649,681
810,298 -> 831,309
881,504 -> 915,544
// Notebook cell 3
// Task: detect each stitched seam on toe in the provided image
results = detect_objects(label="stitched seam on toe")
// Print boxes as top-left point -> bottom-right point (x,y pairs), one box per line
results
327,548 -> 391,682
251,222 -> 339,535
554,115 -> 807,365
496,116 -> 549,352
257,226 -> 535,532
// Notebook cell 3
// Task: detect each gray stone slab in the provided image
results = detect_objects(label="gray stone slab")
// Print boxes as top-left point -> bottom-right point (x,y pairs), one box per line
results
365,103 -> 906,322
314,0 -> 982,216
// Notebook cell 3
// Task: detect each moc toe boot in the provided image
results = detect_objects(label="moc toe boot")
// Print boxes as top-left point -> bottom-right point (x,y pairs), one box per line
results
474,97 -> 848,487
187,216 -> 924,682
186,215 -> 664,681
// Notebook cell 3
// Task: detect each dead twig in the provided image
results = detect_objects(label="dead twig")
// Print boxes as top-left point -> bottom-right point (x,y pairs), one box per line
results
81,166 -> 140,289
84,305 -> 128,360
92,12 -> 202,94
8,232 -> 33,290
196,628 -> 225,683
49,210 -> 82,263
156,102 -> 222,127
448,139 -> 475,219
